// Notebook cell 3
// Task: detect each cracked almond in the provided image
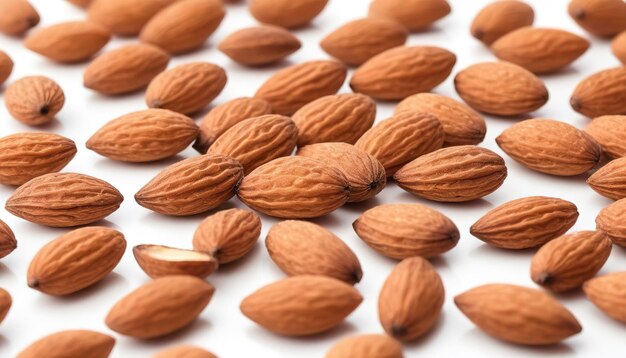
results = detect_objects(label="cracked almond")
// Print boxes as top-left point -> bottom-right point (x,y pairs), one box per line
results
133,245 -> 218,279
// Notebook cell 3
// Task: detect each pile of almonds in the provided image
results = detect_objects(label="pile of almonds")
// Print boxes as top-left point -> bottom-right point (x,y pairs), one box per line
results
1,0 -> 626,356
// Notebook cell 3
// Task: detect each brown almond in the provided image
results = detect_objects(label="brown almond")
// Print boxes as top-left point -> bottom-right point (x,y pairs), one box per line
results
568,0 -> 626,37
571,66 -> 626,118
4,76 -> 65,126
0,0 -> 39,36
470,0 -> 535,45
584,272 -> 626,323
585,115 -> 626,158
219,25 -> 301,65
0,50 -> 13,86
0,288 -> 11,324
249,0 -> 328,29
68,0 -> 93,8
353,204 -> 459,259
394,146 -> 507,202
0,219 -> 16,259
325,334 -> 403,358
17,330 -> 115,358
612,30 -> 626,64
87,0 -> 176,36
154,345 -> 217,358
368,0 -> 450,31
587,156 -> 626,200
596,197 -> 626,246
133,244 -> 218,279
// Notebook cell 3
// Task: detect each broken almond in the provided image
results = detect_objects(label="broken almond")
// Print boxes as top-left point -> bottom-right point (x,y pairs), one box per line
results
134,245 -> 218,279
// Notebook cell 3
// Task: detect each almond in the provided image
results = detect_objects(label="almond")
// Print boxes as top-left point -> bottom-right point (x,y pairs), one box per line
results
27,227 -> 126,295
320,17 -> 408,66
135,154 -> 243,216
219,25 -> 301,65
0,0 -> 39,36
237,156 -> 350,218
6,172 -> 123,227
254,60 -> 346,115
0,288 -> 11,324
584,272 -> 626,323
596,198 -> 626,246
353,204 -> 459,259
106,275 -> 214,339
585,115 -> 626,158
24,21 -> 111,63
83,43 -> 170,95
240,275 -> 362,336
0,50 -> 13,86
87,0 -> 176,36
570,66 -> 626,118
368,0 -> 450,31
325,334 -> 403,358
297,142 -> 386,202
496,118 -> 602,176
266,220 -> 363,284
568,0 -> 626,37
140,0 -> 225,54
133,244 -> 218,279
394,146 -> 507,202
396,93 -> 487,146
207,114 -> 298,174
612,30 -> 626,64
154,346 -> 217,358
470,0 -> 535,45
86,109 -> 198,162
0,219 -> 16,259
193,208 -> 261,264
194,97 -> 273,153
587,156 -> 626,200
4,76 -> 65,126
455,284 -> 582,345
355,112 -> 444,177
454,61 -> 548,116
350,46 -> 456,100
67,0 -> 92,8
249,0 -> 328,29
379,257 -> 444,341
292,93 -> 376,147
471,196 -> 579,249
17,330 -> 115,358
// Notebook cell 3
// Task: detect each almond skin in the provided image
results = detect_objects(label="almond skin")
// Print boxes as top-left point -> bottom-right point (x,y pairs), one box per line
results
0,0 -> 39,36
207,114 -> 298,175
584,272 -> 626,323
133,244 -> 218,279
24,21 -> 111,63
193,208 -> 261,264
568,0 -> 626,37
496,118 -> 602,176
570,66 -> 626,118
83,43 -> 170,95
470,0 -> 535,45
355,112 -> 444,177
237,156 -> 350,218
5,76 -> 65,126
0,50 -> 13,86
0,219 -> 16,259
297,142 -> 386,202
87,0 -> 176,36
6,173 -> 123,227
135,154 -> 243,216
249,0 -> 329,29
17,330 -> 115,358
325,334 -> 403,358
471,196 -> 579,249
255,60 -> 347,115
396,93 -> 487,146
585,115 -> 626,158
379,257 -> 444,341
368,0 -> 450,31
266,220 -> 363,284
587,156 -> 626,200
596,198 -> 626,246
68,0 -> 93,8
154,346 -> 217,358
292,93 -> 376,147
145,62 -> 227,114
219,25 -> 301,65
27,227 -> 126,295
106,275 -> 215,339
0,288 -> 10,324
353,203 -> 459,259
86,109 -> 198,162
394,146 -> 507,202
320,17 -> 408,66
0,132 -> 77,186
612,30 -> 626,64
240,275 -> 362,336
531,231 -> 611,292
350,46 -> 456,100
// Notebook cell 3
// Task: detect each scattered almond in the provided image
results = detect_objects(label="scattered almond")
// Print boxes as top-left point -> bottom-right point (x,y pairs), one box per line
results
596,198 -> 626,246
570,66 -> 626,118
133,244 -> 218,279
87,0 -> 176,36
0,0 -> 39,36
154,345 -> 217,358
584,272 -> 626,323
67,0 -> 92,8
0,219 -> 16,259
219,25 -> 301,65
568,0 -> 626,37
0,50 -> 13,86
470,0 -> 535,45
17,330 -> 115,358
612,31 -> 626,64
368,0 -> 450,31
325,334 -> 403,358
585,115 -> 626,158
249,0 -> 329,29
5,76 -> 65,126
0,288 -> 11,324
587,156 -> 626,200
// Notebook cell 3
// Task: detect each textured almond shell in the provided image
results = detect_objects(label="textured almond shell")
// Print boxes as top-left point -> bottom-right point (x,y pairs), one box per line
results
249,0 -> 329,29
219,25 -> 301,65
0,219 -> 16,259
17,330 -> 115,358
4,76 -> 65,126
584,272 -> 626,323
0,288 -> 10,324
133,245 -> 218,279
325,334 -> 403,358
154,345 -> 217,358
470,0 -> 535,45
612,31 -> 626,64
368,0 -> 450,31
568,0 -> 626,37
571,66 -> 626,118
596,197 -> 626,246
0,50 -> 13,86
0,0 -> 39,36
587,156 -> 626,200
87,0 -> 176,36
585,115 -> 626,158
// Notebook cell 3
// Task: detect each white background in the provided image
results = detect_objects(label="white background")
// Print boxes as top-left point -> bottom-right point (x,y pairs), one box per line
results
1,0 -> 625,357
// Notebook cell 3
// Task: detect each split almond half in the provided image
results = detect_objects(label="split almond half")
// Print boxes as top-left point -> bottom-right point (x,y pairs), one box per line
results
133,245 -> 218,279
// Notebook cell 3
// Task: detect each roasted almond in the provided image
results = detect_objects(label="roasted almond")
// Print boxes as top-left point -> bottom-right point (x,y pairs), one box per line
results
4,76 -> 65,126
87,0 -> 176,36
368,0 -> 450,31
585,115 -> 626,158
596,198 -> 626,246
571,66 -> 626,118
17,330 -> 115,358
0,288 -> 11,324
587,156 -> 626,200
470,0 -> 535,45
568,0 -> 626,37
584,272 -> 626,323
133,244 -> 218,279
0,50 -> 13,86
0,219 -> 16,259
249,0 -> 329,29
219,25 -> 301,65
325,334 -> 403,358
154,345 -> 217,358
0,0 -> 39,36
612,30 -> 626,64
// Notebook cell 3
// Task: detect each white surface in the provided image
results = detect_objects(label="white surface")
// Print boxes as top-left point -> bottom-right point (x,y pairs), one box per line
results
0,0 -> 625,357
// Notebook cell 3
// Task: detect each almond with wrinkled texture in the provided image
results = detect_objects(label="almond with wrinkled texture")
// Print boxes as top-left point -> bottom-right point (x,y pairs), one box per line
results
0,50 -> 13,86
0,288 -> 10,324
368,0 -> 450,31
249,0 -> 328,29
154,345 -> 217,358
325,334 -> 403,358
0,219 -> 16,259
5,76 -> 65,126
584,272 -> 626,323
612,31 -> 626,64
219,25 -> 301,65
585,115 -> 626,158
570,66 -> 626,118
470,0 -> 535,45
17,330 -> 115,358
596,198 -> 626,246
0,0 -> 39,36
587,156 -> 626,200
133,244 -> 218,279
87,0 -> 176,36
568,0 -> 626,37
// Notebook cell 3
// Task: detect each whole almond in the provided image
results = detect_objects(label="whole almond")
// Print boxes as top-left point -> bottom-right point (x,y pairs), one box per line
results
587,156 -> 626,200
17,330 -> 115,358
133,244 -> 218,279
237,156 -> 350,218
219,25 -> 301,65
368,0 -> 450,31
470,0 -> 535,45
6,173 -> 123,227
24,21 -> 111,63
87,109 -> 198,162
0,288 -> 10,324
497,118 -> 602,176
568,0 -> 626,37
379,257 -> 444,341
0,50 -> 13,86
355,112 -> 444,177
28,227 -> 126,295
140,0 -> 225,54
471,196 -> 579,249
145,62 -> 226,114
612,31 -> 626,64
255,60 -> 347,115
325,334 -> 403,358
266,220 -> 363,284
585,115 -> 626,158
5,76 -> 65,126
596,198 -> 626,246
136,154 -> 243,216
350,46 -> 456,100
249,0 -> 328,29
207,114 -> 298,174
83,43 -> 170,95
570,66 -> 626,118
0,0 -> 39,36
394,146 -> 507,202
455,284 -> 582,345
353,203 -> 459,259
87,0 -> 176,36
455,61 -> 548,116
240,275 -> 362,336
154,346 -> 217,358
396,93 -> 486,146
0,219 -> 16,259
0,132 -> 76,186
292,93 -> 376,147
193,208 -> 261,264
106,275 -> 214,339
584,272 -> 626,323
320,17 -> 408,66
